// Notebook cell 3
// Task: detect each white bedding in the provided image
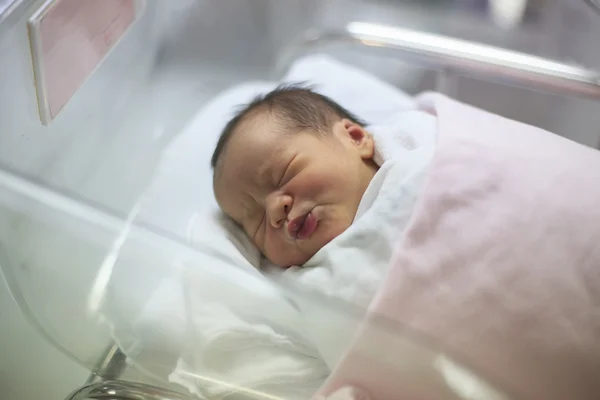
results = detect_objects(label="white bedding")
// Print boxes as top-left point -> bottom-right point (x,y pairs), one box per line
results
108,55 -> 431,398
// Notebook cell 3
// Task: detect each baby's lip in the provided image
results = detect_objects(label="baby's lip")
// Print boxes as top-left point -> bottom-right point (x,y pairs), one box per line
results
287,214 -> 307,239
287,211 -> 317,240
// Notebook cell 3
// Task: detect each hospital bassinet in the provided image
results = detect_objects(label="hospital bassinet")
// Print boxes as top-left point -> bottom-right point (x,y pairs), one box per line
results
2,1 -> 600,399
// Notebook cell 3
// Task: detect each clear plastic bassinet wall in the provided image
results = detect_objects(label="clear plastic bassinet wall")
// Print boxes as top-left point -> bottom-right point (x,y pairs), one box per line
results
2,0 -> 600,399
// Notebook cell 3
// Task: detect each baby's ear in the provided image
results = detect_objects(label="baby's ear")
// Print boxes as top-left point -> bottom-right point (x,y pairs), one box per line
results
340,119 -> 374,160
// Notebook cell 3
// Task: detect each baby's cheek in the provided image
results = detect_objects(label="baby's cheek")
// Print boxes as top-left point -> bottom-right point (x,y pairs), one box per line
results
297,169 -> 337,198
264,231 -> 298,266
263,232 -> 282,263
319,216 -> 351,243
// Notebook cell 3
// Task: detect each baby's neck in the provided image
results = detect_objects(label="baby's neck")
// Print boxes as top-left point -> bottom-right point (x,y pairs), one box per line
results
364,158 -> 380,188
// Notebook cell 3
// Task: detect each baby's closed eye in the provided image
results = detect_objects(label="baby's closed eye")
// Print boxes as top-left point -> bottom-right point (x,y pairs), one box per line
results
277,155 -> 297,188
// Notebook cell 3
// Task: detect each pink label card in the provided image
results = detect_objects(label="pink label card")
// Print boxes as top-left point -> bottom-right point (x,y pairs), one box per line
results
29,0 -> 137,124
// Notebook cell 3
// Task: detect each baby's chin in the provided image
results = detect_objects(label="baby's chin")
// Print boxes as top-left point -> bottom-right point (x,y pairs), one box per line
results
265,239 -> 324,268
274,225 -> 349,267
267,248 -> 316,268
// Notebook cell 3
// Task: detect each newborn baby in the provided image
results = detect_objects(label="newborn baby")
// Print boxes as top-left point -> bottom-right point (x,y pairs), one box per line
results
210,84 -> 600,400
211,84 -> 380,267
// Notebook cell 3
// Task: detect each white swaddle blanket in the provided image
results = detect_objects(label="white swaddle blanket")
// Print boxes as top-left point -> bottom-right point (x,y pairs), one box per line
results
267,110 -> 437,367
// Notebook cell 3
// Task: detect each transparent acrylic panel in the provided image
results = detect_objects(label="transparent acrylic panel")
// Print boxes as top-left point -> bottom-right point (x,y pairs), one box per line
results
0,166 -> 516,400
2,0 -> 600,399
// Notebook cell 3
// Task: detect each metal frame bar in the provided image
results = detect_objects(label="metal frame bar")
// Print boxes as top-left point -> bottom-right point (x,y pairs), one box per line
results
278,22 -> 600,100
66,380 -> 191,400
85,344 -> 129,385
346,22 -> 600,99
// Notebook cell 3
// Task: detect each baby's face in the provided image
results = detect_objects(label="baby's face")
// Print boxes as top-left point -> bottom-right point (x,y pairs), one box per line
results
214,116 -> 377,267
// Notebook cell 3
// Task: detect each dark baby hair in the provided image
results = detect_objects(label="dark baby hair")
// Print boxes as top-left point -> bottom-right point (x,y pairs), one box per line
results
210,83 -> 367,170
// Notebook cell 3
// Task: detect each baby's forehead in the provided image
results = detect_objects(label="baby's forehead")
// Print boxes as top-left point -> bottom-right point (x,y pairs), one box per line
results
227,113 -> 290,155
215,127 -> 284,186
215,105 -> 317,187
235,104 -> 320,139
213,155 -> 271,223
236,105 -> 275,132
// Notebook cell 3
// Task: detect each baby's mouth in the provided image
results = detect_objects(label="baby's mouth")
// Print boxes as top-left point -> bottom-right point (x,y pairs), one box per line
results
287,212 -> 318,240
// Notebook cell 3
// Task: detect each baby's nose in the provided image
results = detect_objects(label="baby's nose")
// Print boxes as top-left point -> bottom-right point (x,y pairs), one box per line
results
267,194 -> 292,228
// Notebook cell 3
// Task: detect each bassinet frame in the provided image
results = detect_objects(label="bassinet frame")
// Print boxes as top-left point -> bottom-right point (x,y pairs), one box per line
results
66,21 -> 600,400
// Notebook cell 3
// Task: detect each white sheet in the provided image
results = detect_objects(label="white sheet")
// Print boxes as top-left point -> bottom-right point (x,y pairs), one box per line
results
113,55 -> 424,398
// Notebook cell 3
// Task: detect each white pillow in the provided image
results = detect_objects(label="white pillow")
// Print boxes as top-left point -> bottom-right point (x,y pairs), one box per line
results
284,55 -> 417,125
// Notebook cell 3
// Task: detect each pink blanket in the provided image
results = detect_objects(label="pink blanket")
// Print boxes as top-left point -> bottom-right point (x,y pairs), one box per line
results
318,94 -> 600,400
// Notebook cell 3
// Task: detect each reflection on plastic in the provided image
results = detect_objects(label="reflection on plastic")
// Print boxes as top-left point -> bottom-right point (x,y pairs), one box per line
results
0,0 -> 19,19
